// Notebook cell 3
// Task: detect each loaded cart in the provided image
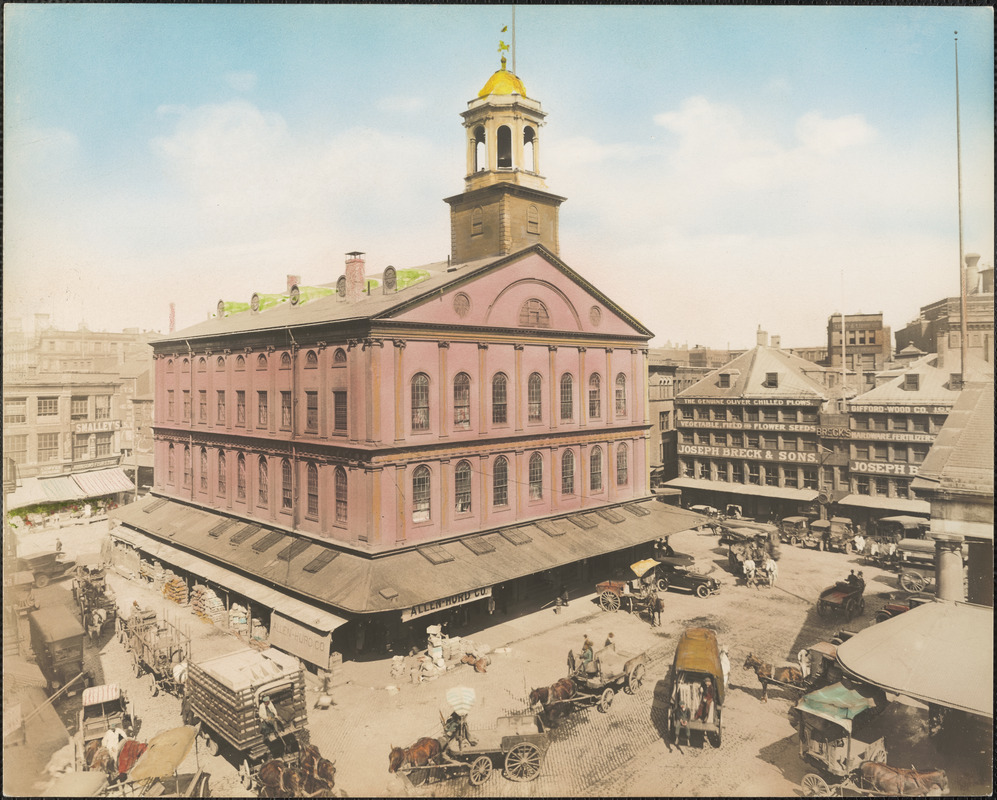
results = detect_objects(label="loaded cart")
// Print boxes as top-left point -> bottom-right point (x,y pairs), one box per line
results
665,627 -> 725,747
124,609 -> 190,696
181,647 -> 309,791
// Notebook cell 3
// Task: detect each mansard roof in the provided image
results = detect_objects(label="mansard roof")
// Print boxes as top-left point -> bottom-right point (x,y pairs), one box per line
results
852,353 -> 993,406
677,345 -> 829,401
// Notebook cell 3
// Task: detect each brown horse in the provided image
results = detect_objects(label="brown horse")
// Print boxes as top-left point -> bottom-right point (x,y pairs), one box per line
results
742,653 -> 803,702
84,741 -> 115,774
528,677 -> 576,708
299,744 -> 337,792
859,762 -> 949,796
387,737 -> 442,773
258,759 -> 305,798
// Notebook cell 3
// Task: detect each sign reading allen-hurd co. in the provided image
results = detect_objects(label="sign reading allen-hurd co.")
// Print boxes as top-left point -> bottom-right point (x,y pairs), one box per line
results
269,612 -> 331,670
402,587 -> 492,623
73,419 -> 122,434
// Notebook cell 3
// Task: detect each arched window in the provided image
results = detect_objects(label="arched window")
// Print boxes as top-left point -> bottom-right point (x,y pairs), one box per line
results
588,374 -> 601,419
527,204 -> 540,234
411,373 -> 430,431
168,444 -> 175,483
305,350 -> 318,368
616,443 -> 629,486
519,299 -> 550,328
453,373 -> 471,428
412,465 -> 431,522
281,459 -> 292,510
217,451 -> 226,496
560,374 -> 573,420
257,457 -> 268,506
237,454 -> 247,500
524,126 -> 537,172
307,463 -> 319,518
256,354 -> 268,370
183,446 -> 191,488
200,447 -> 208,491
216,355 -> 225,370
492,374 -> 508,424
615,373 -> 627,417
471,207 -> 483,236
529,452 -> 543,500
497,125 -> 512,168
528,373 -> 543,422
333,348 -> 347,364
166,359 -> 175,374
455,460 -> 472,513
590,446 -> 603,492
181,358 -> 190,373
197,357 -> 207,373
280,353 -> 291,369
335,466 -> 347,524
473,125 -> 486,172
235,355 -> 246,371
493,456 -> 509,506
561,450 -> 575,496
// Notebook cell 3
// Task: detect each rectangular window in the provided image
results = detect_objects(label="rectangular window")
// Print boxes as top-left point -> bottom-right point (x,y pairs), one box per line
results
800,409 -> 818,424
748,464 -> 760,485
895,481 -> 909,499
4,435 -> 28,464
659,411 -> 668,431
763,372 -> 779,388
874,477 -> 889,496
732,463 -> 744,483
95,395 -> 111,420
903,374 -> 920,391
71,396 -> 89,420
856,476 -> 870,495
803,469 -> 818,490
782,437 -> 798,450
217,391 -> 226,424
182,391 -> 191,421
800,439 -> 817,453
281,392 -> 292,428
236,391 -> 246,425
872,445 -> 888,461
257,391 -> 268,426
718,373 -> 731,388
333,391 -> 347,432
38,432 -> 60,461
729,407 -> 743,423
306,392 -> 318,432
711,432 -> 725,447
729,432 -> 743,448
854,445 -> 869,461
871,415 -> 887,431
910,445 -> 929,464
893,447 -> 908,463
168,390 -> 175,420
746,433 -> 759,448
716,462 -> 728,482
4,399 -> 27,425
74,434 -> 90,460
764,466 -> 780,486
199,390 -> 208,423
761,408 -> 778,423
95,432 -> 113,457
911,417 -> 929,433
761,435 -> 778,449
745,408 -> 759,422
38,397 -> 59,417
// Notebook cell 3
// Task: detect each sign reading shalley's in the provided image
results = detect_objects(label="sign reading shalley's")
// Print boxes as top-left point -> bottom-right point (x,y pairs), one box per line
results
402,587 -> 492,623
73,419 -> 122,434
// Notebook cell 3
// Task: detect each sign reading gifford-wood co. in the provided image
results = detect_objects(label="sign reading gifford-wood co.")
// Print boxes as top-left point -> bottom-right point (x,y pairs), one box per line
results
402,587 -> 492,623
269,612 -> 331,670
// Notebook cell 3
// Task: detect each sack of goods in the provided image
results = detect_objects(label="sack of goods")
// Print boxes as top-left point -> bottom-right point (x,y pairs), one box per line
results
162,575 -> 188,605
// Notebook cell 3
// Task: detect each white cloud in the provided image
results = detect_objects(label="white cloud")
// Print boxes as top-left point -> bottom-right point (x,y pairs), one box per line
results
795,111 -> 875,156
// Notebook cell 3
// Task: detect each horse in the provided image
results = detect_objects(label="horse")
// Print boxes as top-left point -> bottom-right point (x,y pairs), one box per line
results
387,737 -> 442,773
529,677 -> 576,724
299,744 -> 337,791
859,762 -> 949,796
742,653 -> 803,702
83,740 -> 114,773
88,607 -> 108,642
258,758 -> 305,798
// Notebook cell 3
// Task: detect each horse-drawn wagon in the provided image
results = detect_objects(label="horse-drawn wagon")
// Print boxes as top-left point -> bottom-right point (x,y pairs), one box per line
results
122,607 -> 190,696
817,577 -> 866,621
664,628 -> 725,747
74,567 -> 118,642
180,647 -> 309,792
389,688 -> 550,786
535,645 -> 647,720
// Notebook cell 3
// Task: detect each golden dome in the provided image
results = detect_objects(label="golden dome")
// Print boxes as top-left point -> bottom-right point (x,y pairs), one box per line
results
478,56 -> 527,98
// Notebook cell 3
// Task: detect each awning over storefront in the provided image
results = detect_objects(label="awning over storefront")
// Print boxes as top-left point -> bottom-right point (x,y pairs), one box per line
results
837,494 -> 930,516
112,495 -> 706,615
836,601 -> 993,718
73,468 -> 134,498
110,526 -> 347,634
664,477 -> 818,502
6,475 -> 87,509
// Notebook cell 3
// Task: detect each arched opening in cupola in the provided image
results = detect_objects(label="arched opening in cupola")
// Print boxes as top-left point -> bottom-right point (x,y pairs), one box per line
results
497,125 -> 512,168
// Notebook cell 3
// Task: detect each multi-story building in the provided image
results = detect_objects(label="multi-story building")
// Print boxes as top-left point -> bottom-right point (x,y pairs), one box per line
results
647,352 -> 678,485
112,56 -> 700,667
667,340 -> 831,521
825,312 -> 892,391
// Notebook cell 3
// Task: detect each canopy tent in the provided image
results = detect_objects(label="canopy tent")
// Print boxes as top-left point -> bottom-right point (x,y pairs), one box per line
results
795,682 -> 882,733
836,601 -> 993,718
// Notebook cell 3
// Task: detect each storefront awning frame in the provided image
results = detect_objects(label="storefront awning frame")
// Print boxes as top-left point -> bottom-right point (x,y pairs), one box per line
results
663,477 -> 819,502
837,493 -> 930,515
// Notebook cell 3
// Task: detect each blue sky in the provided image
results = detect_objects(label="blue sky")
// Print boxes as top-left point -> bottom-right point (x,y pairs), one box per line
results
4,4 -> 993,348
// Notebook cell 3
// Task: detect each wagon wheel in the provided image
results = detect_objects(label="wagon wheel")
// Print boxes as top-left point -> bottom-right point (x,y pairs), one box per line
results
597,687 -> 615,713
149,678 -> 159,697
133,654 -> 143,678
858,598 -> 866,615
801,773 -> 833,796
708,708 -> 722,748
238,759 -> 253,790
468,755 -> 493,785
599,591 -> 621,612
626,663 -> 646,694
816,601 -> 829,618
844,598 -> 858,620
504,742 -> 542,782
34,573 -> 50,589
695,583 -> 710,599
900,571 -> 926,593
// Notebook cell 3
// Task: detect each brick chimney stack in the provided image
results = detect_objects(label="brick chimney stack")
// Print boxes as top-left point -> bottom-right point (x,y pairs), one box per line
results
756,326 -> 768,347
345,252 -> 365,303
287,274 -> 301,292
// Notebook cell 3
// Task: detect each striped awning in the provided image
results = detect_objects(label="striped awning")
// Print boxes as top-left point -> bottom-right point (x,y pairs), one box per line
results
6,476 -> 86,509
72,468 -> 134,498
82,684 -> 121,705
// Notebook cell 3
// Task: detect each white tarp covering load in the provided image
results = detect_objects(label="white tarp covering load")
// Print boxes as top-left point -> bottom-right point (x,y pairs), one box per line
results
836,600 -> 993,718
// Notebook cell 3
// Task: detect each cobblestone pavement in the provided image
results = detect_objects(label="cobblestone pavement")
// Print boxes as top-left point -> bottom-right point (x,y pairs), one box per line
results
11,520 -> 991,797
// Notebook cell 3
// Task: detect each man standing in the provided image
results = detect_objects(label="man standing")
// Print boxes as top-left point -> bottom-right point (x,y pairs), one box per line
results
719,646 -> 731,690
258,695 -> 280,738
765,556 -> 778,587
652,593 -> 664,627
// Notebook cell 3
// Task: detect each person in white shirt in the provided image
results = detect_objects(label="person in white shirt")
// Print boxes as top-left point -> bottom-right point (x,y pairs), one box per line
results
259,695 -> 280,737
765,557 -> 778,586
719,646 -> 731,689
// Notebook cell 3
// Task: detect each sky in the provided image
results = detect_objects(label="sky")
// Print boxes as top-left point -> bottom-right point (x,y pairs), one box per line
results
4,4 -> 994,349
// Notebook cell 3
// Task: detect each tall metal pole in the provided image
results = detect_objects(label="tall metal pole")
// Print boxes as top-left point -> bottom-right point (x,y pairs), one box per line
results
512,5 -> 516,75
954,32 -> 968,386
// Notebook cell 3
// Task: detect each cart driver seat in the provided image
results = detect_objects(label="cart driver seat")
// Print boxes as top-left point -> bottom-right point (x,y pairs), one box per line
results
445,713 -> 476,750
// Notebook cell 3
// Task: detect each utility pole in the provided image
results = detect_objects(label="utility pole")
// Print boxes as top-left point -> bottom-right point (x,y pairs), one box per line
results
954,32 -> 967,388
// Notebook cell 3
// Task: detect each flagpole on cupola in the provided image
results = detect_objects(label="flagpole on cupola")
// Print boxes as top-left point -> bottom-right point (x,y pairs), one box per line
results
512,5 -> 516,74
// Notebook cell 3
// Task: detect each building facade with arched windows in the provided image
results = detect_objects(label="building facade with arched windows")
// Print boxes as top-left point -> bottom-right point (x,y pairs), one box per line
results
114,55 -> 701,665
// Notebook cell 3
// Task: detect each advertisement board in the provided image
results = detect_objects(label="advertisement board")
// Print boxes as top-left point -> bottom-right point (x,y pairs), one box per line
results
401,587 -> 492,623
270,612 -> 331,670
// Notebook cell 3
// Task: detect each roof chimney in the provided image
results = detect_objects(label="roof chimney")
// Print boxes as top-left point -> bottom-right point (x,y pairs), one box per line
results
963,253 -> 981,294
345,252 -> 365,304
756,326 -> 768,347
287,274 -> 301,293
771,335 -> 781,349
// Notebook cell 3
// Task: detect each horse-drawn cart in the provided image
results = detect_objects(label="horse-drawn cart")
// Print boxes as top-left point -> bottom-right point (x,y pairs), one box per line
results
543,645 -> 648,718
665,628 -> 725,747
74,567 -> 118,642
816,579 -> 866,621
123,608 -> 190,696
596,579 -> 657,616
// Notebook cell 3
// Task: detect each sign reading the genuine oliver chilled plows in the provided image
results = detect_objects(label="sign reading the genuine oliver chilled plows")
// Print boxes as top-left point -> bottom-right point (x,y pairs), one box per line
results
270,612 -> 331,670
401,587 -> 492,623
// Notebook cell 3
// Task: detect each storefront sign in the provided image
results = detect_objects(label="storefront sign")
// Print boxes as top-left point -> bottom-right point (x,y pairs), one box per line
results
401,587 -> 492,623
847,431 -> 934,443
270,612 -> 331,670
851,461 -> 919,476
682,421 -> 817,432
73,419 -> 122,434
679,444 -> 818,463
678,398 -> 818,407
850,404 -> 951,415
817,426 -> 851,439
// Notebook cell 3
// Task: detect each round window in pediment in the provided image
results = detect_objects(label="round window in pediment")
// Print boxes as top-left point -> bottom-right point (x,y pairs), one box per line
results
453,292 -> 471,318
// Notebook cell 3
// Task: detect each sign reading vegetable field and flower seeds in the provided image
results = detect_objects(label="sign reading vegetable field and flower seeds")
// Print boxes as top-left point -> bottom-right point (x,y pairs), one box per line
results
401,587 -> 492,623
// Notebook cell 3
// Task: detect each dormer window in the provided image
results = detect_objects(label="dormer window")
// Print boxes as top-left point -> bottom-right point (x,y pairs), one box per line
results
763,372 -> 779,388
718,373 -> 731,389
903,374 -> 920,391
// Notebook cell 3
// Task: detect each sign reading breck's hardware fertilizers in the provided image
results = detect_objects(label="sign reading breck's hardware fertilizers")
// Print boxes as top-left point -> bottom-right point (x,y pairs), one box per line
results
402,587 -> 492,623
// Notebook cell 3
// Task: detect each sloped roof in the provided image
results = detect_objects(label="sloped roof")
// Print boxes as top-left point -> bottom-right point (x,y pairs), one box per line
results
853,353 -> 992,405
677,346 -> 828,400
157,244 -> 652,344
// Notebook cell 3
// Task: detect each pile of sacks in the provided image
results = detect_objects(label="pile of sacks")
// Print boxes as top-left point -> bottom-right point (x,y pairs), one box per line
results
457,638 -> 492,673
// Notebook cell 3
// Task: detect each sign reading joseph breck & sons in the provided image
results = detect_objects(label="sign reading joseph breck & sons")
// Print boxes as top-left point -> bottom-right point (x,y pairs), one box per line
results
401,587 -> 492,623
